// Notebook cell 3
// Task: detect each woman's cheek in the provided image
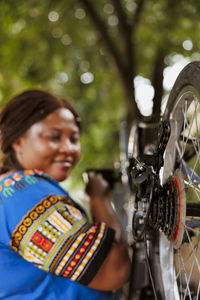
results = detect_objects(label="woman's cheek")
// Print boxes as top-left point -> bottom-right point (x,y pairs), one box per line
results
75,144 -> 81,160
33,141 -> 58,155
48,141 -> 60,150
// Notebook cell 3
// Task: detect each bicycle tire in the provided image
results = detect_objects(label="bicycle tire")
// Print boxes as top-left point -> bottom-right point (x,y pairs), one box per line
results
151,61 -> 200,299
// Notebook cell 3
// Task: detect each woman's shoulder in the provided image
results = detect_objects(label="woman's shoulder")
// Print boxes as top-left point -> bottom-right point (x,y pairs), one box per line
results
0,169 -> 67,202
0,169 -> 54,181
0,169 -> 51,189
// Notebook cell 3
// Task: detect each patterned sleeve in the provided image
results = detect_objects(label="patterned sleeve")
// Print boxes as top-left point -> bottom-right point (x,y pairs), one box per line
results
10,194 -> 115,285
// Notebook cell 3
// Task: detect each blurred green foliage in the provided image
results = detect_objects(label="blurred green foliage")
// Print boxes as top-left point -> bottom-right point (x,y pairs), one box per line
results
0,0 -> 200,190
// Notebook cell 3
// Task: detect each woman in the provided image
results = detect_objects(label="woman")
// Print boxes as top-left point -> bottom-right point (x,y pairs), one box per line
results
0,89 -> 130,299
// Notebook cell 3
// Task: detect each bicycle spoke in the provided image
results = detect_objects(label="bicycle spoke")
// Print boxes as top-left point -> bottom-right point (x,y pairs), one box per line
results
180,100 -> 200,175
176,240 -> 199,299
181,100 -> 197,158
179,251 -> 193,299
189,152 -> 200,180
185,224 -> 200,236
185,229 -> 200,272
184,181 -> 200,201
181,101 -> 189,157
182,162 -> 200,187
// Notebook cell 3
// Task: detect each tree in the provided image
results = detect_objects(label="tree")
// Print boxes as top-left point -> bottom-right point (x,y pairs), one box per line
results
0,0 -> 200,174
78,0 -> 200,124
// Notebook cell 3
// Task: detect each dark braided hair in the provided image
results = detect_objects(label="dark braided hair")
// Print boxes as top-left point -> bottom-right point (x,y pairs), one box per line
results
0,89 -> 80,174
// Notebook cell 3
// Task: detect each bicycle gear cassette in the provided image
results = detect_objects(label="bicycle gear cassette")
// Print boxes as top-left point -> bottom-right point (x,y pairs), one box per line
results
150,169 -> 186,249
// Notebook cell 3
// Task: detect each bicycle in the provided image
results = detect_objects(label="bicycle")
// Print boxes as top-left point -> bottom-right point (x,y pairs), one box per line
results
119,60 -> 200,300
86,61 -> 200,299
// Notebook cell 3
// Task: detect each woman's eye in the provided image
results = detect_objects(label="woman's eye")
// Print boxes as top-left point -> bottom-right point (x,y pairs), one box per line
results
50,135 -> 61,141
70,134 -> 80,143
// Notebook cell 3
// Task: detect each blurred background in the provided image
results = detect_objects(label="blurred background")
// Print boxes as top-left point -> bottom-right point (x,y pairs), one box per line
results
0,0 -> 199,191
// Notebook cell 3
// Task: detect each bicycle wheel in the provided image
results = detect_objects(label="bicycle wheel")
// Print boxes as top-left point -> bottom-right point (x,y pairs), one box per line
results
153,61 -> 200,299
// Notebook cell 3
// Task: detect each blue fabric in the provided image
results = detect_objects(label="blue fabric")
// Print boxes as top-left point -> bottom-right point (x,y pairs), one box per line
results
0,170 -> 113,300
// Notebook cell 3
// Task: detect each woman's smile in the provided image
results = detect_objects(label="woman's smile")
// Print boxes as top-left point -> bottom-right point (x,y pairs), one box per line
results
52,157 -> 74,168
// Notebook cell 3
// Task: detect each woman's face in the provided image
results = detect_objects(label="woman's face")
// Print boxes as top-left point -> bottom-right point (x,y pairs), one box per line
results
12,108 -> 81,182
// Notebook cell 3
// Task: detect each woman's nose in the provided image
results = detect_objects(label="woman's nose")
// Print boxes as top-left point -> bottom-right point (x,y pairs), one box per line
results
59,139 -> 70,152
59,139 -> 75,153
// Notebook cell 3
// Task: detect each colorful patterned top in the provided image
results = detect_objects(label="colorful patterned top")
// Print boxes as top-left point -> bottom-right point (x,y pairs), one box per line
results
0,169 -> 115,300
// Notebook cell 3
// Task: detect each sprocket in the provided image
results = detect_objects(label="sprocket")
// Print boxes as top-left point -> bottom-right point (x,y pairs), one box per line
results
149,169 -> 186,249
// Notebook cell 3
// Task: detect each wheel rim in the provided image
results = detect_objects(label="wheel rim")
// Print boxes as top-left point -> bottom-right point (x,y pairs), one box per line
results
160,91 -> 200,300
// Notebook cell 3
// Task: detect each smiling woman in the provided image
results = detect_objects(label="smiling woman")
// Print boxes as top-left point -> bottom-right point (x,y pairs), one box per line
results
0,89 -> 130,300
12,108 -> 81,181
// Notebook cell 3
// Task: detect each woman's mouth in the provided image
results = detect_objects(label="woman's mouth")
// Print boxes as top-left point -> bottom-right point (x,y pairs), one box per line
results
53,160 -> 73,168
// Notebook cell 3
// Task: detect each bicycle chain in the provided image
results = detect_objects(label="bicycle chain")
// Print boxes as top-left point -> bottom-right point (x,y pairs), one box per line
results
148,121 -> 180,239
155,121 -> 171,172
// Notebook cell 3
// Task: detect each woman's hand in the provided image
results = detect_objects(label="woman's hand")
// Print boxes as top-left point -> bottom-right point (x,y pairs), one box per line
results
84,172 -> 111,199
83,170 -> 131,291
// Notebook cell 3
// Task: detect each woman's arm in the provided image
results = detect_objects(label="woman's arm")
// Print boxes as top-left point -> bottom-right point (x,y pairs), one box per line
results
6,172 -> 130,291
85,173 -> 131,291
